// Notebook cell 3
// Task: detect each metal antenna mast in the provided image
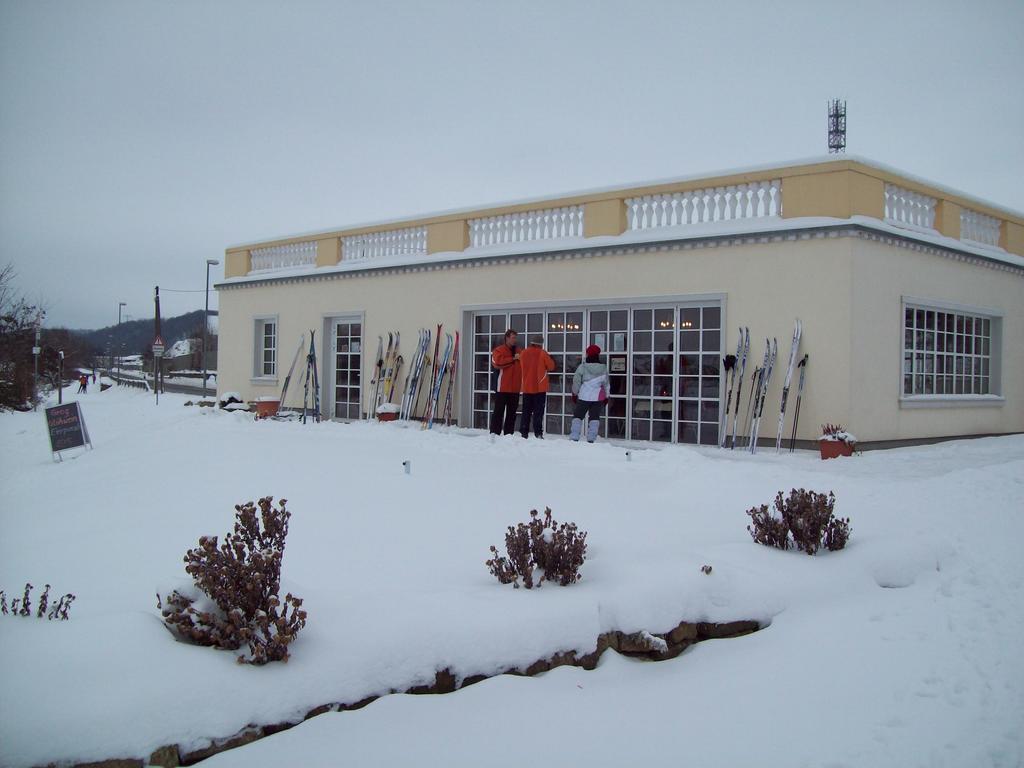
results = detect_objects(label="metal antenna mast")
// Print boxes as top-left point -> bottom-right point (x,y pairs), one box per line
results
828,99 -> 847,154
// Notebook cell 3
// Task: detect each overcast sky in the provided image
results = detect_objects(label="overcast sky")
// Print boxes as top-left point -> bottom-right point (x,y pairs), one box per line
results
1,0 -> 1022,330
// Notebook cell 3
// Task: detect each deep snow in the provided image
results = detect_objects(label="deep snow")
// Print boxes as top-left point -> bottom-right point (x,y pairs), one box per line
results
1,387 -> 1022,767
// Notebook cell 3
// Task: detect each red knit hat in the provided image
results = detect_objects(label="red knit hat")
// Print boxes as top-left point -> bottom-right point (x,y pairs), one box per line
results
586,344 -> 601,357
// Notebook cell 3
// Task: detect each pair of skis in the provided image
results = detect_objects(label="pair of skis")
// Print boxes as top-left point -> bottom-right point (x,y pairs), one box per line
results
369,332 -> 401,416
301,330 -> 321,424
725,327 -> 750,448
773,320 -> 803,452
748,337 -> 778,452
422,330 -> 455,429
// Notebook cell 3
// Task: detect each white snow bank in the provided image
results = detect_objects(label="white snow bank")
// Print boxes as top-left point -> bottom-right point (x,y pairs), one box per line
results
1,388 -> 1022,767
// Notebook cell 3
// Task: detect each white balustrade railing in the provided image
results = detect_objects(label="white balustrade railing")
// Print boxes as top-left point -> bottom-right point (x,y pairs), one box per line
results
625,180 -> 781,231
960,208 -> 1001,248
250,241 -> 318,272
342,226 -> 428,261
469,205 -> 584,248
884,184 -> 936,231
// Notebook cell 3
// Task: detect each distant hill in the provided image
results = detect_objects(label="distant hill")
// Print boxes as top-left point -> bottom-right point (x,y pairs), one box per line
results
73,309 -> 212,356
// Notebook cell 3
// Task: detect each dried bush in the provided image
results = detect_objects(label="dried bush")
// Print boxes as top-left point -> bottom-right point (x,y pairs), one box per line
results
746,489 -> 851,555
746,504 -> 790,550
486,508 -> 587,589
159,497 -> 307,665
0,583 -> 75,620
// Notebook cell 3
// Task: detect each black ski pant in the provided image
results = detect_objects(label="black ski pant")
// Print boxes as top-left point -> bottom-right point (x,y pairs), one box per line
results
489,392 -> 520,435
519,393 -> 547,437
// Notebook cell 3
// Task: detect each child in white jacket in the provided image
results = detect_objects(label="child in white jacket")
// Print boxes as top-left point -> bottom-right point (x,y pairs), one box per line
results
570,344 -> 609,443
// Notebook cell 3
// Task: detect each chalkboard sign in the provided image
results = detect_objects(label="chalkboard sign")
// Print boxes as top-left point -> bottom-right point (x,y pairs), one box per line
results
45,402 -> 91,456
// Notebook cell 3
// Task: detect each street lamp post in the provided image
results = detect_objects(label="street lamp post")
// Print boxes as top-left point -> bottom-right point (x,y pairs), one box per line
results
203,259 -> 219,398
117,302 -> 126,381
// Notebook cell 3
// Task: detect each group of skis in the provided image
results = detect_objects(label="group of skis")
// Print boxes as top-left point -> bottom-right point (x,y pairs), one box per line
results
369,327 -> 460,428
274,330 -> 321,423
720,319 -> 808,453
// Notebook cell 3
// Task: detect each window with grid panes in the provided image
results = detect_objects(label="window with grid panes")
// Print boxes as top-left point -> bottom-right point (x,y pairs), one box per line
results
255,318 -> 277,377
902,304 -> 994,396
545,310 -> 584,435
333,321 -> 362,419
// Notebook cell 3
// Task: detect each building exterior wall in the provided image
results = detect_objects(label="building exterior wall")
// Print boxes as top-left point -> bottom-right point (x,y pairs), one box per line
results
218,235 -> 856,443
849,237 -> 1023,441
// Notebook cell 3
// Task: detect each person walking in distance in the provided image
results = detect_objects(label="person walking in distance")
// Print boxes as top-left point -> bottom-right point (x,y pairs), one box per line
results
518,335 -> 556,438
489,329 -> 522,435
77,374 -> 88,394
570,344 -> 609,443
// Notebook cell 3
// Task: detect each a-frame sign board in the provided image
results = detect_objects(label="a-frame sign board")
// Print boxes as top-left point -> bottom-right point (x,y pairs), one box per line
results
45,401 -> 92,461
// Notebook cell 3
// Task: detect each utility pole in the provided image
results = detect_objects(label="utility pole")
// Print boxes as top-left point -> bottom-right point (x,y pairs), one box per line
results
153,286 -> 165,405
32,324 -> 41,411
57,350 -> 64,404
203,259 -> 219,398
117,301 -> 126,382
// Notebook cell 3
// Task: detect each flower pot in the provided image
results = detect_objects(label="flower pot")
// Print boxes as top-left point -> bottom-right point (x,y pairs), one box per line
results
377,411 -> 398,422
819,440 -> 854,460
254,399 -> 280,419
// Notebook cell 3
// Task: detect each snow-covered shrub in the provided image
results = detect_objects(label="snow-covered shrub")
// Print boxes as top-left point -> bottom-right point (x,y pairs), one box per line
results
0,583 -> 75,620
159,496 -> 307,665
820,423 -> 857,445
746,489 -> 851,555
486,508 -> 587,589
746,503 -> 791,550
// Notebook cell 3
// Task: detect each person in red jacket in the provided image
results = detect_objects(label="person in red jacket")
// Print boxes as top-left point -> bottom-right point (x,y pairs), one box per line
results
489,329 -> 521,435
518,335 -> 556,438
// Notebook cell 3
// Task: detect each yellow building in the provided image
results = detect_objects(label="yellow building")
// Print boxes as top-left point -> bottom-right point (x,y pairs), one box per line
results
215,156 -> 1024,448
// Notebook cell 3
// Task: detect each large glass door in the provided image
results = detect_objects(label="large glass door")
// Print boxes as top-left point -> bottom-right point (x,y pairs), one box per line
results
331,318 -> 362,420
469,300 -> 721,443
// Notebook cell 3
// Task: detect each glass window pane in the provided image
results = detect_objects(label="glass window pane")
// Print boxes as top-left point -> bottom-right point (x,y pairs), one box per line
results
633,309 -> 652,331
678,400 -> 698,421
631,420 -> 651,441
679,331 -> 700,352
610,310 -> 628,330
680,308 -> 700,330
702,306 -> 721,328
679,354 -> 700,376
590,311 -> 607,332
654,308 -> 674,329
678,422 -> 699,444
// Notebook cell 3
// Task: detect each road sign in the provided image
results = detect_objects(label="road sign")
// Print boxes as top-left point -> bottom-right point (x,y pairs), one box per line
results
152,335 -> 165,357
32,346 -> 41,355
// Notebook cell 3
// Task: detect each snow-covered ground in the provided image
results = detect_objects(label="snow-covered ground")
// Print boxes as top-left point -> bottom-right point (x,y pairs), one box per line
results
1,387 -> 1022,767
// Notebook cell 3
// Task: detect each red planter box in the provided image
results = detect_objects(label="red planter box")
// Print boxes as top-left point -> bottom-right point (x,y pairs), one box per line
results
254,399 -> 280,419
819,440 -> 854,460
377,412 -> 398,422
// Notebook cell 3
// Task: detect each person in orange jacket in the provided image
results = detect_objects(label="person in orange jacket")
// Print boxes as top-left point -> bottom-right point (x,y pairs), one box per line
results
518,335 -> 556,438
489,329 -> 522,435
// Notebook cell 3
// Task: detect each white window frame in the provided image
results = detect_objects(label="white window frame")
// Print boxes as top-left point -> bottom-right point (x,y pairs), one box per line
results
899,297 -> 1003,409
253,315 -> 279,382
